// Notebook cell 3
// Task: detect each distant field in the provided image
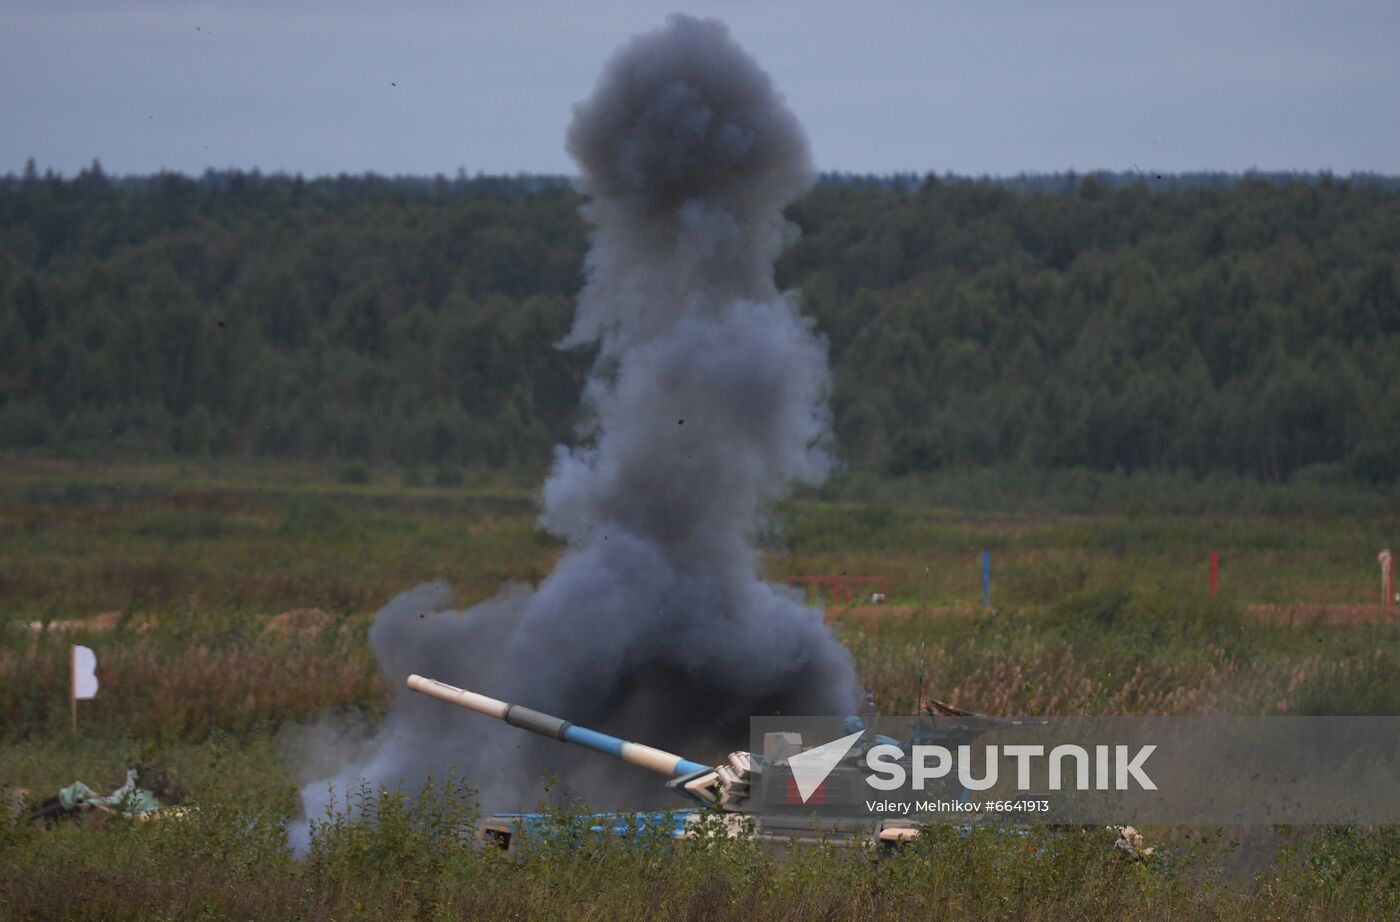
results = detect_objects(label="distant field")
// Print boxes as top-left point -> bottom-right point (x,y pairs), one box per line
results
3,460 -> 1400,918
3,458 -> 1399,725
4,459 -> 1395,616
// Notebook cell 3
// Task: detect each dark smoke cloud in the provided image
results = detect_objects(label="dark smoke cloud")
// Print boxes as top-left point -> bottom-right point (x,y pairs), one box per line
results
292,14 -> 857,849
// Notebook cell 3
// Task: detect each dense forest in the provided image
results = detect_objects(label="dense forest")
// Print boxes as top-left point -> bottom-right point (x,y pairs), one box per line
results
2,162 -> 1399,489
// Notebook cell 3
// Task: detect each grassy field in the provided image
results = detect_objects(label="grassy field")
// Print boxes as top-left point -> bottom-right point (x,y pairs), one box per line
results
3,460 -> 1400,919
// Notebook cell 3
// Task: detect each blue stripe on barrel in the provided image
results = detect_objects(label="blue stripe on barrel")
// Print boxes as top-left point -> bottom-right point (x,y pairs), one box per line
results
667,757 -> 711,777
561,726 -> 709,778
562,725 -> 627,758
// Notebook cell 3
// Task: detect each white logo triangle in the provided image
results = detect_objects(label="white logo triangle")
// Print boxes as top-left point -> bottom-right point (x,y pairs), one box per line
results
787,730 -> 865,803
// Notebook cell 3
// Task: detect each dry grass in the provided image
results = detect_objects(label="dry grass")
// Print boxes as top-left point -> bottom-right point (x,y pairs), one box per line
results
2,625 -> 380,738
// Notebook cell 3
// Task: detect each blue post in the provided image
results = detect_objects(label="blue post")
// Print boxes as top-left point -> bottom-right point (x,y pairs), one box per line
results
981,551 -> 991,608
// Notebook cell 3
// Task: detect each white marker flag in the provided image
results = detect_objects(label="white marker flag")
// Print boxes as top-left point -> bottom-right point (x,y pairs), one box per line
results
72,645 -> 99,699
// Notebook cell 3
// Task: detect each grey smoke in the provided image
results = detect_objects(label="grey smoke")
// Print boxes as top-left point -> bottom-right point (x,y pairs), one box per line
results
291,14 -> 857,849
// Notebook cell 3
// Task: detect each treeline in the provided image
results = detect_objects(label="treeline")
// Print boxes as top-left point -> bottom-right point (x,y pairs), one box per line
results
2,165 -> 1398,485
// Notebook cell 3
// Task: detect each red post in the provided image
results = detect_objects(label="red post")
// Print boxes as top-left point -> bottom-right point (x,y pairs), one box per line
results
1390,552 -> 1396,608
1208,549 -> 1219,598
1381,549 -> 1394,607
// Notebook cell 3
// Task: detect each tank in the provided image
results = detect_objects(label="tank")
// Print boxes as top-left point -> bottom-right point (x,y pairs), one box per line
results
412,676 -> 929,854
407,675 -> 1056,856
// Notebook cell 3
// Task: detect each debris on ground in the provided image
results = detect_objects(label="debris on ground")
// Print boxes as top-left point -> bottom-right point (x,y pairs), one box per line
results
1113,825 -> 1155,861
26,768 -> 178,824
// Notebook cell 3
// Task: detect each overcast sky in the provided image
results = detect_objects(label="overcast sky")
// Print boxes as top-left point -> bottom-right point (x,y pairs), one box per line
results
3,1 -> 1398,178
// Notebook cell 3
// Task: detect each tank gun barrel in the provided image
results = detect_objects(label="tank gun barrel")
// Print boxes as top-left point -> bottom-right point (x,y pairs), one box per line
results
406,674 -> 710,779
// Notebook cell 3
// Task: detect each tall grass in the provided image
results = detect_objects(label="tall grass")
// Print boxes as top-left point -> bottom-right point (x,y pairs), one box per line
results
2,628 -> 380,739
4,776 -> 1399,920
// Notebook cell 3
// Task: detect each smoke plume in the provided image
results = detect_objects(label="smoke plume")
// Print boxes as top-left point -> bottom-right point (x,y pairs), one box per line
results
292,14 -> 857,846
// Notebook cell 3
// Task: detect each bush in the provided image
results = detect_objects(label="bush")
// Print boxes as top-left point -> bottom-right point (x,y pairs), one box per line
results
433,464 -> 464,488
337,462 -> 371,485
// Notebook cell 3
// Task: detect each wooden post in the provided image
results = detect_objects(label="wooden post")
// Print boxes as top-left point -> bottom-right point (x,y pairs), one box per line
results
1209,549 -> 1219,598
70,646 -> 77,732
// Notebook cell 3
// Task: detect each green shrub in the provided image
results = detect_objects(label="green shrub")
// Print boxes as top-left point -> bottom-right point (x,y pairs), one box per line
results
432,464 -> 464,488
337,462 -> 371,485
